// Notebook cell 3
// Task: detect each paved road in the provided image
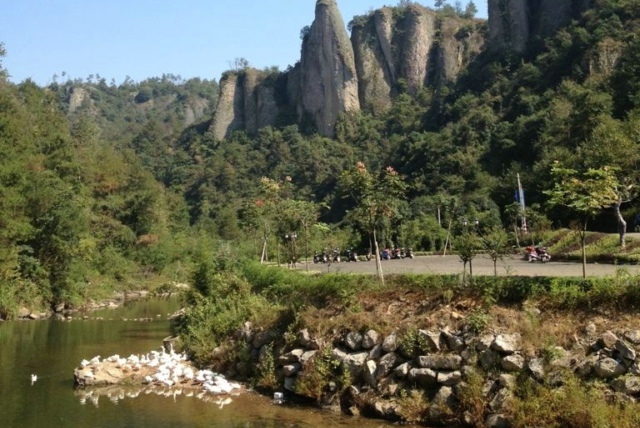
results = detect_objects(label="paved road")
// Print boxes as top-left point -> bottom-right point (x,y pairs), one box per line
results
301,254 -> 640,277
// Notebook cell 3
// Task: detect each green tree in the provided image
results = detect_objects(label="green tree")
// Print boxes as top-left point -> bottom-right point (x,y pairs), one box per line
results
463,1 -> 477,19
482,227 -> 509,276
340,163 -> 407,284
544,162 -> 619,278
453,231 -> 482,282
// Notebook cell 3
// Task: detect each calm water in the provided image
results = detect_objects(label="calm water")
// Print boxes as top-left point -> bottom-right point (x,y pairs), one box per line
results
0,297 -> 394,428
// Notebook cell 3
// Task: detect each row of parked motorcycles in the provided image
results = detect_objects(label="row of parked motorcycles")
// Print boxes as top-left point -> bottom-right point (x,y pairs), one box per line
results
313,248 -> 355,263
380,247 -> 415,260
313,247 -> 414,263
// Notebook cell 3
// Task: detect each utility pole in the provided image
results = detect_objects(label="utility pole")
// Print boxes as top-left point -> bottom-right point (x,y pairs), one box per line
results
517,173 -> 528,234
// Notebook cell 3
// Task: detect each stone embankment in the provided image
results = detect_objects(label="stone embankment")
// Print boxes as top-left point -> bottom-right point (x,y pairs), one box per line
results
74,341 -> 243,400
234,322 -> 640,427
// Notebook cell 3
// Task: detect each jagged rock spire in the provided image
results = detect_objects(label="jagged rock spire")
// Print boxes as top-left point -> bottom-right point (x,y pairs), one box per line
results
299,0 -> 360,137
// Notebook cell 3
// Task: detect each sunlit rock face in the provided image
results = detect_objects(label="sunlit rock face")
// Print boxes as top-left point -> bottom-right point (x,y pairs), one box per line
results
298,0 -> 360,137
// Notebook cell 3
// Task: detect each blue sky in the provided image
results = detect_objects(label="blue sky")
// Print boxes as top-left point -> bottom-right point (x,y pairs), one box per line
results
0,1 -> 488,86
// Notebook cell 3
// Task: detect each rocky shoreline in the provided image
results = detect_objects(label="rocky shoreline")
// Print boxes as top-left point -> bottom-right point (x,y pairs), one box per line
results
226,320 -> 640,427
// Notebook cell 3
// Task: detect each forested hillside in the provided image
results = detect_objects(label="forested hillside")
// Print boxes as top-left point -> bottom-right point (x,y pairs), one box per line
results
0,0 -> 639,316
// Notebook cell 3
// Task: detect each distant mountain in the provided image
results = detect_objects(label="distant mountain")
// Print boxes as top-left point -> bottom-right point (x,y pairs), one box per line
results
210,0 -> 593,139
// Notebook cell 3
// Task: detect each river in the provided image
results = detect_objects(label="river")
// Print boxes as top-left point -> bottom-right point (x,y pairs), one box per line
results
0,296 -> 395,428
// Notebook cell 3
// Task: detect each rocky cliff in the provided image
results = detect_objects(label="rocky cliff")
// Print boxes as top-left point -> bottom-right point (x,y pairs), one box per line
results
211,1 -> 485,139
297,0 -> 360,137
488,0 -> 594,53
210,70 -> 280,140
210,0 -> 593,139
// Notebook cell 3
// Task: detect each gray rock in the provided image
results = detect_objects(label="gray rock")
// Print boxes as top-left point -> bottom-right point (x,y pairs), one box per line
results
584,322 -> 597,336
18,307 -> 30,318
408,367 -> 437,387
332,348 -> 348,363
476,334 -> 495,351
624,330 -> 640,345
419,329 -> 442,352
362,329 -> 380,349
442,329 -> 465,352
343,352 -> 368,374
491,333 -> 521,354
345,331 -> 363,351
363,360 -> 377,387
278,349 -> 304,365
428,386 -> 457,422
299,350 -> 317,366
394,362 -> 411,378
252,330 -> 273,349
381,332 -> 399,352
376,352 -> 402,379
611,376 -> 640,395
258,344 -> 270,362
498,374 -> 516,390
528,358 -> 546,382
418,354 -> 463,370
367,344 -> 383,361
298,329 -> 313,347
490,388 -> 513,412
236,321 -> 253,343
615,339 -> 636,361
629,363 -> 640,376
601,330 -> 619,349
483,379 -> 498,397
460,348 -> 477,365
479,349 -> 500,370
437,371 -> 462,386
594,357 -> 626,379
284,376 -> 296,392
501,354 -> 525,372
282,363 -> 302,377
485,413 -> 510,428
574,355 -> 597,378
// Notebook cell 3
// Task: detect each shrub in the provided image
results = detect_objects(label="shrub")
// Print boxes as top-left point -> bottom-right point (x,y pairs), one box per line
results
396,389 -> 429,424
294,347 -> 348,403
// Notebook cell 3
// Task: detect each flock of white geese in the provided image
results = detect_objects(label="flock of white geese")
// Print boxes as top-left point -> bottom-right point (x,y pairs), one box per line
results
74,345 -> 242,405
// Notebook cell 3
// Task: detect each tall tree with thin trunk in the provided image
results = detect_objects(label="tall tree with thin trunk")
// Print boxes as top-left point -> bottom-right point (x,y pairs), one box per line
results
340,163 -> 406,285
545,162 -> 619,278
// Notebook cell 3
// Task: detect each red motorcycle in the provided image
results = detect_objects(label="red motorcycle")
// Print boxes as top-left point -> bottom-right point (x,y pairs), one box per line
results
525,245 -> 551,263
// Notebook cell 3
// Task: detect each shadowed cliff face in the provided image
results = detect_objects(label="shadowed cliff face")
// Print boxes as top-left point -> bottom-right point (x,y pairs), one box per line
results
298,0 -> 360,137
488,0 -> 594,53
210,70 -> 280,140
351,5 -> 484,114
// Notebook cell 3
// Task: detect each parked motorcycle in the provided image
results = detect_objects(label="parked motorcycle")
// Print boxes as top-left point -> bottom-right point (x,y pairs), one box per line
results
526,245 -> 551,263
402,247 -> 415,259
331,248 -> 341,263
313,249 -> 329,263
380,249 -> 390,260
346,248 -> 358,262
391,247 -> 402,260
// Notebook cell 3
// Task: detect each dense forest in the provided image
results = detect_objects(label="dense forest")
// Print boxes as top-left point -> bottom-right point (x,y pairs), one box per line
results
0,0 -> 639,316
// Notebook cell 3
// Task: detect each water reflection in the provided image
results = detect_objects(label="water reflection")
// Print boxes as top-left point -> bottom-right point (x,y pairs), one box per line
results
0,297 -> 396,428
75,384 -> 238,407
